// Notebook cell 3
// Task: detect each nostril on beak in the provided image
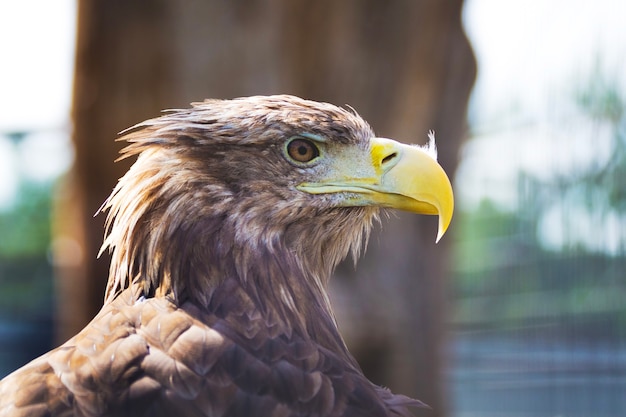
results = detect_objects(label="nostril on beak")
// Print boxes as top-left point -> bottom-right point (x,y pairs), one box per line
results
381,152 -> 398,165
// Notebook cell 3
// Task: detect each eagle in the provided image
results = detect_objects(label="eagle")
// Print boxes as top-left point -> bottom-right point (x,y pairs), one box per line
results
0,95 -> 453,417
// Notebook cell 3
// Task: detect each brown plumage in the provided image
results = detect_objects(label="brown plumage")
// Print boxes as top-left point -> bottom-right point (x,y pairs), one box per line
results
0,95 -> 453,417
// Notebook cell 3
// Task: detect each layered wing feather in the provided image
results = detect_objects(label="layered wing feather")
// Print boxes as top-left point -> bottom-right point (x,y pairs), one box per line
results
0,287 -> 415,417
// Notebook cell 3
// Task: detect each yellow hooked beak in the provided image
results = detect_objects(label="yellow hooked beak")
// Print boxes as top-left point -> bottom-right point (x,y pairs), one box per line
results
297,137 -> 454,242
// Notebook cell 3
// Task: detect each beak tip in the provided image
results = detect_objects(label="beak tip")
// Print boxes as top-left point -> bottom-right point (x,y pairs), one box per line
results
435,209 -> 453,244
435,229 -> 445,244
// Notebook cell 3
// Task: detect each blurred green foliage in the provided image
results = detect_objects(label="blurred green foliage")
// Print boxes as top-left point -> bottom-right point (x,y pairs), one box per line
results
0,181 -> 52,257
452,67 -> 626,338
453,203 -> 626,335
0,180 -> 54,316
575,67 -> 626,214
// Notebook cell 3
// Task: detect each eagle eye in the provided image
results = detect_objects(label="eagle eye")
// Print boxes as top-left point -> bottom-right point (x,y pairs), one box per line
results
286,138 -> 320,164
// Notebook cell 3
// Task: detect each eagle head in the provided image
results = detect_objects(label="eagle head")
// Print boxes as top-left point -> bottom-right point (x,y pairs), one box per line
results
100,94 -> 453,334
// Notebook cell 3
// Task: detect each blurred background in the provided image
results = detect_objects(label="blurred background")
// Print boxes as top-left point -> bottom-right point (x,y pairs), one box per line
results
1,1 -> 625,416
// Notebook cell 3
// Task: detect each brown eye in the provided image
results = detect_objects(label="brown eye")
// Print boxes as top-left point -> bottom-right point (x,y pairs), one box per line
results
286,138 -> 320,163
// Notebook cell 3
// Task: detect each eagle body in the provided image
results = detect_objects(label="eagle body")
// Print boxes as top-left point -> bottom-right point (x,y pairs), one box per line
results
0,95 -> 453,417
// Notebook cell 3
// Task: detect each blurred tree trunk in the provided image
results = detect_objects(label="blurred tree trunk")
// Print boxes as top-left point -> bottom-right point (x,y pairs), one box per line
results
56,1 -> 475,416
55,0 -> 179,340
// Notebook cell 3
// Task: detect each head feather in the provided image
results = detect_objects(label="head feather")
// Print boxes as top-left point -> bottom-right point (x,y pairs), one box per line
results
98,95 -> 379,340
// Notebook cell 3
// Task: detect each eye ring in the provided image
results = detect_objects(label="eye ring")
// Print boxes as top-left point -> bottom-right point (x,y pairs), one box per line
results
285,137 -> 320,164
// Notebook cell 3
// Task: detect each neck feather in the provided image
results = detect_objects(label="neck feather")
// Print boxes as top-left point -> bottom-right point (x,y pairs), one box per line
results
99,148 -> 378,349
